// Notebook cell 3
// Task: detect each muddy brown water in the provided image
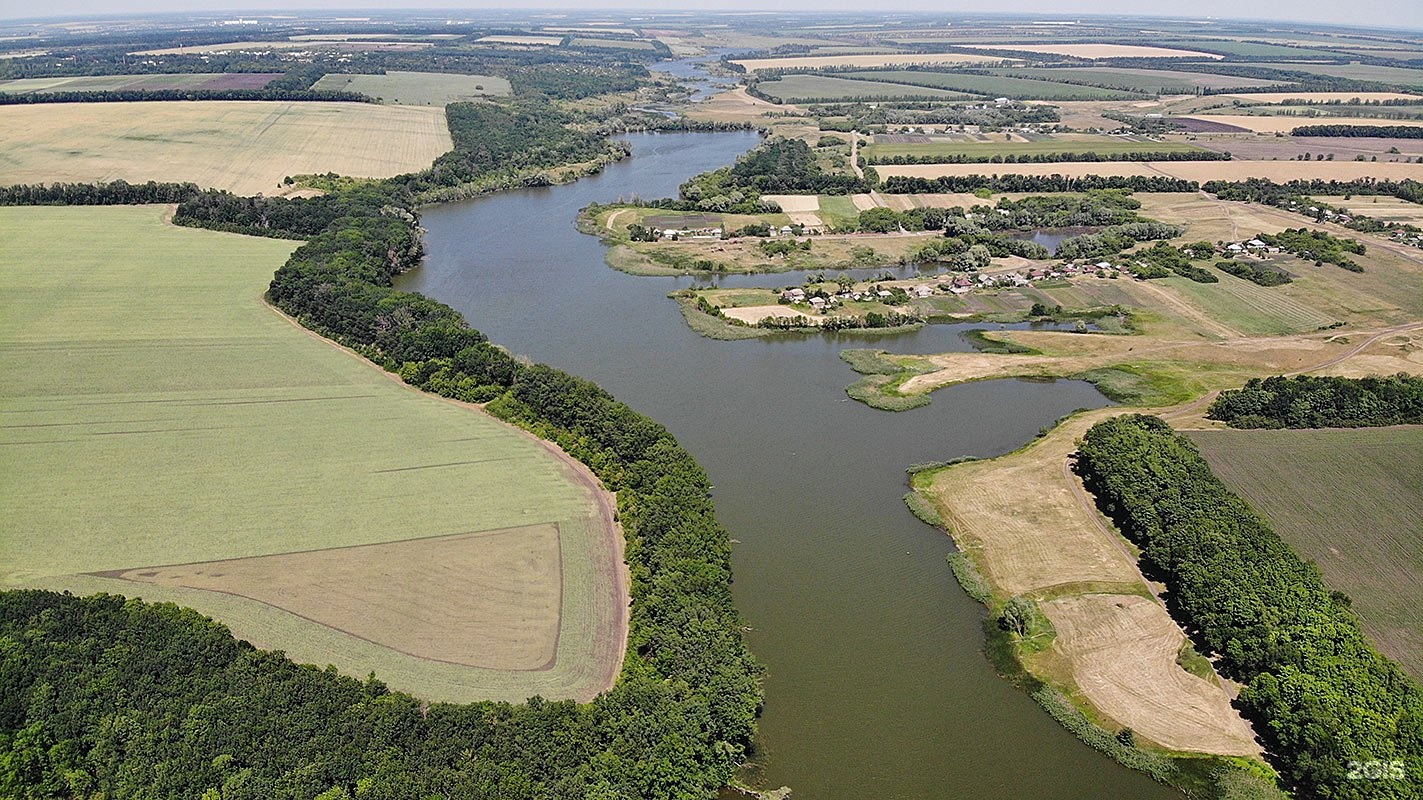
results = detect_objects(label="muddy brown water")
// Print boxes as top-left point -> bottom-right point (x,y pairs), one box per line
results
397,131 -> 1175,800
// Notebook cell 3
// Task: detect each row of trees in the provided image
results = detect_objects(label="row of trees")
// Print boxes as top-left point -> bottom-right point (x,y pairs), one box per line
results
1051,221 -> 1186,262
881,174 -> 1199,194
0,87 -> 370,105
1291,124 -> 1423,139
1207,374 -> 1423,428
1,97 -> 761,799
1075,415 -> 1423,799
860,149 -> 1229,165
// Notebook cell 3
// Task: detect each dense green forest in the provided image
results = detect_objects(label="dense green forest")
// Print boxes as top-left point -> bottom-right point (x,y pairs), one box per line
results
1259,228 -> 1366,272
0,91 -> 760,800
1076,415 -> 1423,800
1207,374 -> 1423,428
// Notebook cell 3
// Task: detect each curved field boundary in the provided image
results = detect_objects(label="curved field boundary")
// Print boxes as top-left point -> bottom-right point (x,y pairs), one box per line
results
0,205 -> 627,704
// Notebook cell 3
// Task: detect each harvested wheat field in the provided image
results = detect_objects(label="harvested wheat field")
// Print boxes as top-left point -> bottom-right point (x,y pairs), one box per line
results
0,206 -> 627,703
730,52 -> 1010,72
106,524 -> 564,671
959,43 -> 1223,60
914,410 -> 1261,755
1039,594 -> 1260,755
0,101 -> 451,195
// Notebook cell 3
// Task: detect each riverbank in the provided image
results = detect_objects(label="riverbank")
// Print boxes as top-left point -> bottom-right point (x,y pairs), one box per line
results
909,406 -> 1279,798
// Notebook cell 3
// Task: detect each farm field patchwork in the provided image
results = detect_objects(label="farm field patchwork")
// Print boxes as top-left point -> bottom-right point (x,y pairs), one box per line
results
309,70 -> 510,103
0,101 -> 452,195
1188,427 -> 1423,679
1178,114 -> 1423,133
1154,39 -> 1347,59
755,74 -> 969,102
1216,91 -> 1423,104
838,70 -> 1139,99
1233,62 -> 1423,90
876,160 -> 1423,182
863,135 -> 1206,160
0,72 -> 281,93
729,52 -> 1010,72
0,205 -> 627,703
995,66 -> 1281,93
956,43 -> 1224,60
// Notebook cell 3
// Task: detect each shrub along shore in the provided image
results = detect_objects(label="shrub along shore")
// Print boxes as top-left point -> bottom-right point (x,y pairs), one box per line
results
0,98 -> 761,799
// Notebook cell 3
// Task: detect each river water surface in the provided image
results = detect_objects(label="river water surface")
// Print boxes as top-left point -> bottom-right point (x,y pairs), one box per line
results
398,131 -> 1175,800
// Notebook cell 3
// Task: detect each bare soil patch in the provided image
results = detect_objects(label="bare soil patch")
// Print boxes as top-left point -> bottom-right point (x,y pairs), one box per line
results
960,43 -> 1223,60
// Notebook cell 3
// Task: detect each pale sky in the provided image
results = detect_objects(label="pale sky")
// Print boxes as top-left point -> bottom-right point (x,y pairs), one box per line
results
2,1 -> 1421,31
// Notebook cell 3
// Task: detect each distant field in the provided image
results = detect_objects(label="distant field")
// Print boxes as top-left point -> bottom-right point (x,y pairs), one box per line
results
569,37 -> 656,50
997,66 -> 1281,93
0,72 -> 281,93
0,101 -> 451,195
731,52 -> 1009,72
1183,113 -> 1423,132
877,160 -> 1423,182
1189,427 -> 1423,679
1217,91 -> 1422,104
756,74 -> 968,101
476,34 -> 562,46
864,135 -> 1205,160
1235,63 -> 1423,90
957,43 -> 1224,60
0,206 -> 626,703
839,70 -> 1138,99
310,70 -> 510,104
134,40 -> 431,55
1155,40 -> 1346,59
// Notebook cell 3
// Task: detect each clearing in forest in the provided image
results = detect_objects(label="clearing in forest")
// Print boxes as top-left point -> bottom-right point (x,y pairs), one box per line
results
0,206 -> 627,703
0,101 -> 451,195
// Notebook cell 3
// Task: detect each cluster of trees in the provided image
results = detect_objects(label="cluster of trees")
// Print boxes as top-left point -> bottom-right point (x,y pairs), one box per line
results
1216,259 -> 1293,286
882,174 -> 1198,194
1052,221 -> 1186,262
1075,415 -> 1423,799
755,310 -> 923,330
1260,228 -> 1366,272
2,91 -> 762,800
0,179 -> 199,205
1291,124 -> 1423,139
724,138 -> 868,195
972,190 -> 1143,229
1131,240 -> 1218,282
1207,374 -> 1423,428
814,101 -> 1061,132
861,149 -> 1229,165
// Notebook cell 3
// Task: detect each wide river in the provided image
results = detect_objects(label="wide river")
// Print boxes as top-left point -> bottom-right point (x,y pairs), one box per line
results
398,131 -> 1175,800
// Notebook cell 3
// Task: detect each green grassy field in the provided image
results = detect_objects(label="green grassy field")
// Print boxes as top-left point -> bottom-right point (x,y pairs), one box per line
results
840,70 -> 1140,99
863,136 -> 1206,160
0,206 -> 621,703
816,194 -> 861,228
755,74 -> 969,101
1234,62 -> 1423,89
310,70 -> 510,104
1188,427 -> 1423,679
994,66 -> 1281,93
569,37 -> 656,50
1158,273 -> 1336,336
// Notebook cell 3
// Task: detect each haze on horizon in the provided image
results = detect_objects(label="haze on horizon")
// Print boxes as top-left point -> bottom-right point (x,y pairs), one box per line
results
3,0 -> 1421,31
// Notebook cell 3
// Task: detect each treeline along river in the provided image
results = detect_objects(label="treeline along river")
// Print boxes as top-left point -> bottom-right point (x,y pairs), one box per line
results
398,131 -> 1177,799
